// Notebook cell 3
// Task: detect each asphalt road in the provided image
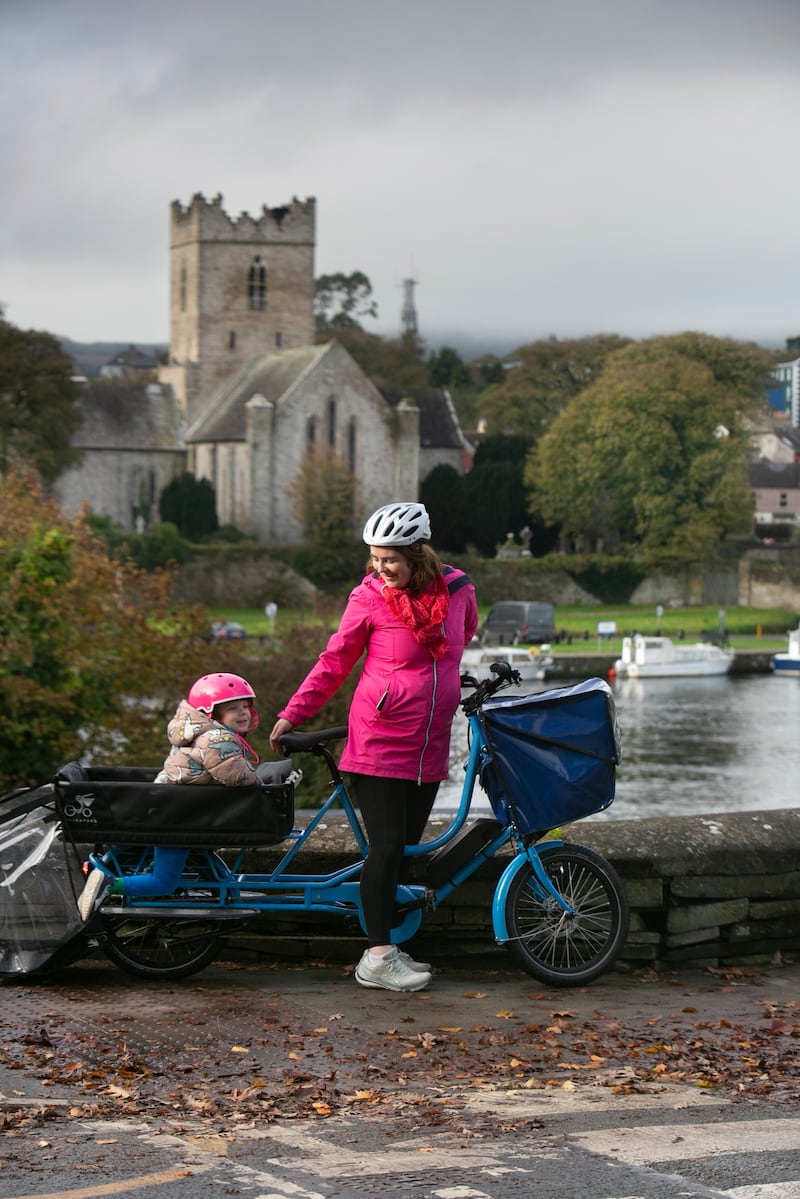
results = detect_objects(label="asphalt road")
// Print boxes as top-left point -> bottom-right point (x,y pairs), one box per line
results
1,952 -> 798,1198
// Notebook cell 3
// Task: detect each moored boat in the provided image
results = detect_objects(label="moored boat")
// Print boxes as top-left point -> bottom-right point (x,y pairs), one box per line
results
772,625 -> 800,677
461,644 -> 553,683
612,634 -> 734,679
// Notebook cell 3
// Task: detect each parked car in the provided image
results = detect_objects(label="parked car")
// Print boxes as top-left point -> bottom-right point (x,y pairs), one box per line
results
210,620 -> 248,642
478,601 -> 555,646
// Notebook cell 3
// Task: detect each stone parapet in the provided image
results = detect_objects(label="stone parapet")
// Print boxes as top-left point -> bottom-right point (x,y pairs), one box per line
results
229,809 -> 800,972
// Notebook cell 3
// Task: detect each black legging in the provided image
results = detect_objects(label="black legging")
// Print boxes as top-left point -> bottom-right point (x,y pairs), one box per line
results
351,774 -> 439,946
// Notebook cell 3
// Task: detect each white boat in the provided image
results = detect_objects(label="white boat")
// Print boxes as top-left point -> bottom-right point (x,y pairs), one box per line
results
772,626 -> 800,676
612,634 -> 734,679
461,644 -> 553,683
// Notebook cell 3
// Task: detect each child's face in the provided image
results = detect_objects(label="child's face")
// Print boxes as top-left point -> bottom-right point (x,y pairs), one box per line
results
215,699 -> 252,732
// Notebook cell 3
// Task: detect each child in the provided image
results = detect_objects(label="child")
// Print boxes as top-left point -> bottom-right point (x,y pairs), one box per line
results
77,673 -> 260,920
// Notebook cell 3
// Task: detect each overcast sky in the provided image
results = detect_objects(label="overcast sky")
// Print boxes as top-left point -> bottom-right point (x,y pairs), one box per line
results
2,0 -> 800,357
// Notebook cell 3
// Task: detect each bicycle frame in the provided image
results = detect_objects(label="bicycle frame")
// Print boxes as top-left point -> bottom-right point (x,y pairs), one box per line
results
95,670 -> 576,948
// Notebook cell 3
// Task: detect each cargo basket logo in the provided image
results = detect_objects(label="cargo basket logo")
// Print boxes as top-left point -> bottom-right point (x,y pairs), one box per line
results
61,792 -> 97,823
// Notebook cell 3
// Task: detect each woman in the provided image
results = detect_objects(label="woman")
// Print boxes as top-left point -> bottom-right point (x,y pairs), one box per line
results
270,501 -> 478,992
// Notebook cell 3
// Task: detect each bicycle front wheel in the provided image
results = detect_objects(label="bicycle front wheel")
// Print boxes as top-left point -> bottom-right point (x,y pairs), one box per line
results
502,843 -> 628,987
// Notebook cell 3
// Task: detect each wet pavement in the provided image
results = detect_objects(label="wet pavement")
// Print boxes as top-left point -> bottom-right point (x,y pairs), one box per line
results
2,949 -> 798,1127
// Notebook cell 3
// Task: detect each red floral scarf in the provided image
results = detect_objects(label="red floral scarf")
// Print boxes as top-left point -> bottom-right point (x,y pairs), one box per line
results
382,575 -> 450,659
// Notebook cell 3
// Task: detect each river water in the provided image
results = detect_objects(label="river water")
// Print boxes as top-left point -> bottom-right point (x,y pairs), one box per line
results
435,673 -> 800,822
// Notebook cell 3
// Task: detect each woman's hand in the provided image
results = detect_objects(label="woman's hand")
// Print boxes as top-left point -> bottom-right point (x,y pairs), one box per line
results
269,717 -> 294,756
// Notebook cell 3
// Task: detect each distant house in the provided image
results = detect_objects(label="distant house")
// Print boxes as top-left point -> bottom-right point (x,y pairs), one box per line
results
749,460 -> 800,535
51,380 -> 185,530
99,345 -> 159,379
766,356 -> 800,428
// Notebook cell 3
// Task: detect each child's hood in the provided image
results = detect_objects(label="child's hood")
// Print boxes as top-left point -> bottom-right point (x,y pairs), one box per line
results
167,698 -> 216,747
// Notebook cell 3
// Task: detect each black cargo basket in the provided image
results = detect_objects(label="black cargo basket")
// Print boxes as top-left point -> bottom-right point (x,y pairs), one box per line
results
481,678 -> 620,835
54,765 -> 294,847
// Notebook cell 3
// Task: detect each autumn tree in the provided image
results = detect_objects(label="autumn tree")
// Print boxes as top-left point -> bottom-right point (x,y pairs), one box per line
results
0,469 -> 214,788
527,334 -> 773,567
0,311 -> 83,484
479,334 -> 631,439
286,452 -> 364,582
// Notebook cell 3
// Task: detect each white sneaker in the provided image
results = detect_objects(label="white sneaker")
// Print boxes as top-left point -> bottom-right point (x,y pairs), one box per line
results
397,949 -> 431,972
77,868 -> 110,921
355,948 -> 431,992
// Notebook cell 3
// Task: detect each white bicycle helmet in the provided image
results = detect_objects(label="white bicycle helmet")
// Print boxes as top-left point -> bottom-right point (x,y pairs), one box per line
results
362,502 -> 431,547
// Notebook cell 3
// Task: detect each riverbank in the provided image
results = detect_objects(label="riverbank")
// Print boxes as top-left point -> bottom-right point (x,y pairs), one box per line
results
545,647 -> 774,678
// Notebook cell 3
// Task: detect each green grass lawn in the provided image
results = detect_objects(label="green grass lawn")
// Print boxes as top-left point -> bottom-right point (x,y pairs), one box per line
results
209,603 -> 798,653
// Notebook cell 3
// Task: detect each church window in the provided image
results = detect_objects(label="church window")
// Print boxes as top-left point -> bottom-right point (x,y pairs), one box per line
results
347,416 -> 357,472
179,263 -> 187,312
307,416 -> 317,452
229,331 -> 236,350
247,256 -> 266,310
327,396 -> 337,447
275,331 -> 282,348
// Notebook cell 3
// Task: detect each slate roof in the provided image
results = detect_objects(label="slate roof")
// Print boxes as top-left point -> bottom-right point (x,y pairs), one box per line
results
186,344 -> 329,443
380,386 -> 463,449
72,380 -> 183,450
103,345 -> 158,370
748,460 -> 800,488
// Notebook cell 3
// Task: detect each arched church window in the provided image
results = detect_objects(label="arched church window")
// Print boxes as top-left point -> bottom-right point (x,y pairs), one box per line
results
179,263 -> 187,312
327,396 -> 337,447
347,416 -> 357,472
307,416 -> 317,453
247,257 -> 267,310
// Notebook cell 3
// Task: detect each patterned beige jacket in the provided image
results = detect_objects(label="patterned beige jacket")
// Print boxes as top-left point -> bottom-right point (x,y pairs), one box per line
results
154,700 -> 258,785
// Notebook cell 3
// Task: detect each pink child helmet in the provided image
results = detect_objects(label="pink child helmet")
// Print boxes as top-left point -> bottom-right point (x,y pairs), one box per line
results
187,673 -> 259,728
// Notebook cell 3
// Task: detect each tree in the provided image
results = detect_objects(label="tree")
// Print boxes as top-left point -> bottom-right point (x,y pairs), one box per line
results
427,346 -> 473,389
0,469 -> 214,788
314,271 -> 378,332
421,464 -> 468,552
527,334 -> 771,566
0,312 -> 83,484
462,435 -> 538,557
320,326 -> 429,390
478,334 -> 631,439
286,452 -> 364,583
159,472 -> 218,541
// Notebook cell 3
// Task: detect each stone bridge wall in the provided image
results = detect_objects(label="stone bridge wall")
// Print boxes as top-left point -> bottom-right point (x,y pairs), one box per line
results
230,809 -> 800,974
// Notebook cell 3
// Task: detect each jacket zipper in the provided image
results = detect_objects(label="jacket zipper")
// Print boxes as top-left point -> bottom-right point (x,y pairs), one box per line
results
417,659 -> 437,784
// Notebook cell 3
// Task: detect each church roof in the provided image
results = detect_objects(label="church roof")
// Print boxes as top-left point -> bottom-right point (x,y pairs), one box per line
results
380,386 -> 464,450
71,379 -> 183,450
186,344 -> 330,443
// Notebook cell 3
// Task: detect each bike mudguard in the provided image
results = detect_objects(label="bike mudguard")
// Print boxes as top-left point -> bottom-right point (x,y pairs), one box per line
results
491,839 -> 567,944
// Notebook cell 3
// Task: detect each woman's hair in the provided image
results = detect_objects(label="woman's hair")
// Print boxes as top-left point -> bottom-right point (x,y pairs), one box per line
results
367,540 -> 443,596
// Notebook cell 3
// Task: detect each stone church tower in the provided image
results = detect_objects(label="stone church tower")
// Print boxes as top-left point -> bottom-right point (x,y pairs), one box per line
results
158,192 -> 316,426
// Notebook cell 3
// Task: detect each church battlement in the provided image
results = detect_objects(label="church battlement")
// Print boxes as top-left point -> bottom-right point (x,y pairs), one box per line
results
170,192 -> 315,246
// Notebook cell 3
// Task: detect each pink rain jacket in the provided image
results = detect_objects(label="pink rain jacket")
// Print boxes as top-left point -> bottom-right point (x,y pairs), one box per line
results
279,567 -> 478,783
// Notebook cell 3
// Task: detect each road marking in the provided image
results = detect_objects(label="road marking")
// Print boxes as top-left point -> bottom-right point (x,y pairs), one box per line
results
725,1188 -> 800,1198
6,1164 -> 210,1199
566,1117 -> 800,1165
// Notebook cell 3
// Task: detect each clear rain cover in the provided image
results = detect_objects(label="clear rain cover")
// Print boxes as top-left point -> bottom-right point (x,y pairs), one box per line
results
0,804 -> 87,975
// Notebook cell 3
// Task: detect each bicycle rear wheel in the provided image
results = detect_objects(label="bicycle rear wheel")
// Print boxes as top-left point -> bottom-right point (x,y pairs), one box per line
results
502,843 -> 628,986
100,849 -> 227,980
102,915 -> 222,980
